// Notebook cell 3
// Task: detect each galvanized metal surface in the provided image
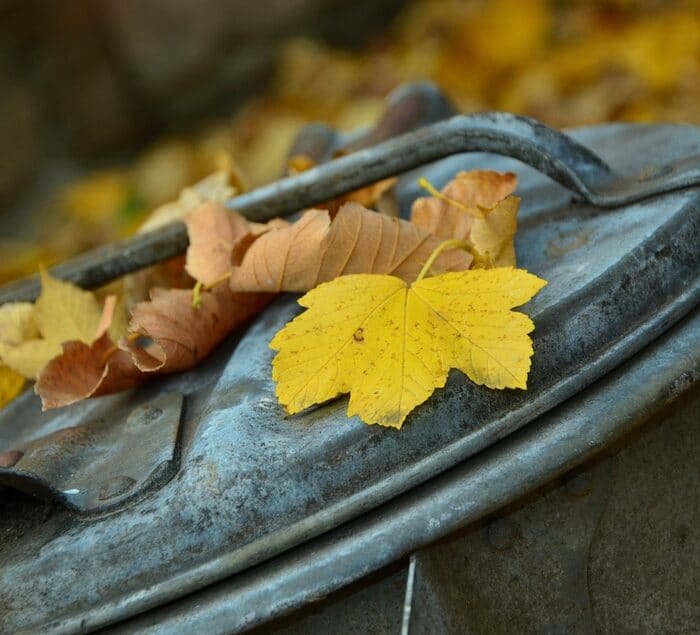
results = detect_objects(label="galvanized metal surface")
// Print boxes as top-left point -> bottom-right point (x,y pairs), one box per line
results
104,310 -> 700,634
0,122 -> 698,632
2,100 -> 700,303
404,393 -> 699,635
0,393 -> 183,513
246,385 -> 699,635
406,459 -> 615,634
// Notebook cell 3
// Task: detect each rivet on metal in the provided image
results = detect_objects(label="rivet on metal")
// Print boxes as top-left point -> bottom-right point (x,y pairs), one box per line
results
486,518 -> 518,551
99,476 -> 137,501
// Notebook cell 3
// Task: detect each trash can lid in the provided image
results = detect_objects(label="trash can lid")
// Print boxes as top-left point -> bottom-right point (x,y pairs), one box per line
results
0,111 -> 698,633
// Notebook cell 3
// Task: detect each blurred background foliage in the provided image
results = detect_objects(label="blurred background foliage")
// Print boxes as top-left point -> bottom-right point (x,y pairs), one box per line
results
1,0 -> 699,284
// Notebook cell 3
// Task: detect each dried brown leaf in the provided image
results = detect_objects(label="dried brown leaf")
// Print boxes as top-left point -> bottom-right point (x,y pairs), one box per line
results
121,285 -> 272,373
469,196 -> 520,268
411,170 -> 517,241
184,202 -> 274,285
228,202 -> 473,293
36,334 -> 142,410
410,170 -> 519,267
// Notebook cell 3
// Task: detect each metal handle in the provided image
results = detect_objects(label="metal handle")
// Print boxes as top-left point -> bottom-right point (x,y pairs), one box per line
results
1,112 -> 697,304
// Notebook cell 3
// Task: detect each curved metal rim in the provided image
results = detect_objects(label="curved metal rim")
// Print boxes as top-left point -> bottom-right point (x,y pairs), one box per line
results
27,206 -> 700,634
103,309 -> 700,634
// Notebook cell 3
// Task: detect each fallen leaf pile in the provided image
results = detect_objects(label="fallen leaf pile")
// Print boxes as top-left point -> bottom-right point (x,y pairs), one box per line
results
3,1 -> 698,288
0,168 -> 545,428
0,270 -> 121,380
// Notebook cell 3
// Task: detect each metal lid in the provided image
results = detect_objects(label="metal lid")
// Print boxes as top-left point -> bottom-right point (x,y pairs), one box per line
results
0,99 -> 698,632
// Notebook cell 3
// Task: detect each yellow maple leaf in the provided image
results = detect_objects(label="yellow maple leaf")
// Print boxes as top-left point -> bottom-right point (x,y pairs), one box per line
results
270,245 -> 546,428
0,269 -> 108,379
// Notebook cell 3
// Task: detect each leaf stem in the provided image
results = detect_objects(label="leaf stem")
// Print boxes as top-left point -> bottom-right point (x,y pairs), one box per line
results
416,239 -> 471,282
417,177 -> 486,219
192,272 -> 233,308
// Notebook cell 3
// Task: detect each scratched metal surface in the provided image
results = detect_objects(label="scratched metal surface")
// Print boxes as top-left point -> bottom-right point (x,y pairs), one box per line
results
0,123 -> 698,633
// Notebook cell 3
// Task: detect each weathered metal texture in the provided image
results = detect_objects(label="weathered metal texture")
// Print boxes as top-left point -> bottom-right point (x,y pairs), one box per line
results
0,393 -> 183,513
404,391 -> 699,635
0,116 -> 698,633
406,459 -> 615,634
244,386 -> 698,635
2,95 -> 700,303
103,311 -> 700,635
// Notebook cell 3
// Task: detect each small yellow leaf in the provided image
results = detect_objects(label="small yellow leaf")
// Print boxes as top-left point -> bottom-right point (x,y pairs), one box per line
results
270,267 -> 546,428
0,339 -> 62,380
0,271 -> 111,379
0,302 -> 51,379
0,364 -> 25,409
35,268 -> 103,343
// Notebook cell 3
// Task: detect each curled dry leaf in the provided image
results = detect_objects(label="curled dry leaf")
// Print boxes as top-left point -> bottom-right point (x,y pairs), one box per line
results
125,169 -> 241,306
228,202 -> 473,293
121,285 -> 273,373
37,283 -> 273,408
185,202 -> 279,285
36,335 -> 142,410
468,196 -> 519,268
410,170 -> 519,267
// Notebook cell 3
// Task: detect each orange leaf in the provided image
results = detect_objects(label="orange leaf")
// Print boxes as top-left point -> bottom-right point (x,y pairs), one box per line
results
323,177 -> 398,217
411,170 -> 517,241
228,202 -> 473,293
185,202 -> 276,285
120,285 -> 273,373
36,334 -> 142,410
